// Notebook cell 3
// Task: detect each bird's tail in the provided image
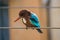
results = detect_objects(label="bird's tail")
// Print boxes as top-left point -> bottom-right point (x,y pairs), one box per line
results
36,29 -> 43,33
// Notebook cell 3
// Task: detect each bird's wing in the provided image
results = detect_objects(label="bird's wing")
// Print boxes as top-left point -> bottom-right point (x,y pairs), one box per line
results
30,13 -> 40,28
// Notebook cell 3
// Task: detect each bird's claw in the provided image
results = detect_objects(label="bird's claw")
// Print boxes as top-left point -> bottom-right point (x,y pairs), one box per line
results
32,27 -> 34,30
26,27 -> 28,30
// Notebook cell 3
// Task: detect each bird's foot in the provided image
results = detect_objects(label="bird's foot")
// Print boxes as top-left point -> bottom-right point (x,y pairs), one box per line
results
32,27 -> 34,30
26,27 -> 28,30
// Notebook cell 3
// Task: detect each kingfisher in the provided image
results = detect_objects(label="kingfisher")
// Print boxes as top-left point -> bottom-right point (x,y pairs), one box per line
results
14,10 -> 43,33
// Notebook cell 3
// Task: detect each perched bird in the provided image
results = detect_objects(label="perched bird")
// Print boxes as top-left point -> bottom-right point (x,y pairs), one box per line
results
14,10 -> 43,33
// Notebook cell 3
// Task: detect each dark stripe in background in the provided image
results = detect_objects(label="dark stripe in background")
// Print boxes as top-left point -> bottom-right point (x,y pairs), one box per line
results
0,0 -> 10,40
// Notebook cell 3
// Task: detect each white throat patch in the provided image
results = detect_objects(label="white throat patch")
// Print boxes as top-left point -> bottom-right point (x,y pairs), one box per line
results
22,18 -> 26,23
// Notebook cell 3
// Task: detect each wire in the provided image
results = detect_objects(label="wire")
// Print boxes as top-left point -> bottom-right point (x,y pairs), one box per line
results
0,6 -> 60,9
0,27 -> 60,29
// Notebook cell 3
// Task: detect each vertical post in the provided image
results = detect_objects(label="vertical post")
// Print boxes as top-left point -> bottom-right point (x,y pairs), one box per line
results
50,0 -> 60,40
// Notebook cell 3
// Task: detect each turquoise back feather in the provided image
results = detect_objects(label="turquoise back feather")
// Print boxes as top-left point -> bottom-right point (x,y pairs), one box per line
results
30,13 -> 40,28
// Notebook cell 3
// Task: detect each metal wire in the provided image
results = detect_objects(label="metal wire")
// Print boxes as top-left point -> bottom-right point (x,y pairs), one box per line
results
0,27 -> 60,29
0,6 -> 60,9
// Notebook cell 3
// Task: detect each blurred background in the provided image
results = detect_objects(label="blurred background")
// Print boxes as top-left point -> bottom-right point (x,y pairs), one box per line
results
0,0 -> 60,40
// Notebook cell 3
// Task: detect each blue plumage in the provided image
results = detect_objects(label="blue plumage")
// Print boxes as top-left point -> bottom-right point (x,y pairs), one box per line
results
29,13 -> 43,33
30,13 -> 40,28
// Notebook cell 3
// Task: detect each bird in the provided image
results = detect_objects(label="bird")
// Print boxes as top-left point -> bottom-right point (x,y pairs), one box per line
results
22,12 -> 43,33
14,10 -> 43,33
